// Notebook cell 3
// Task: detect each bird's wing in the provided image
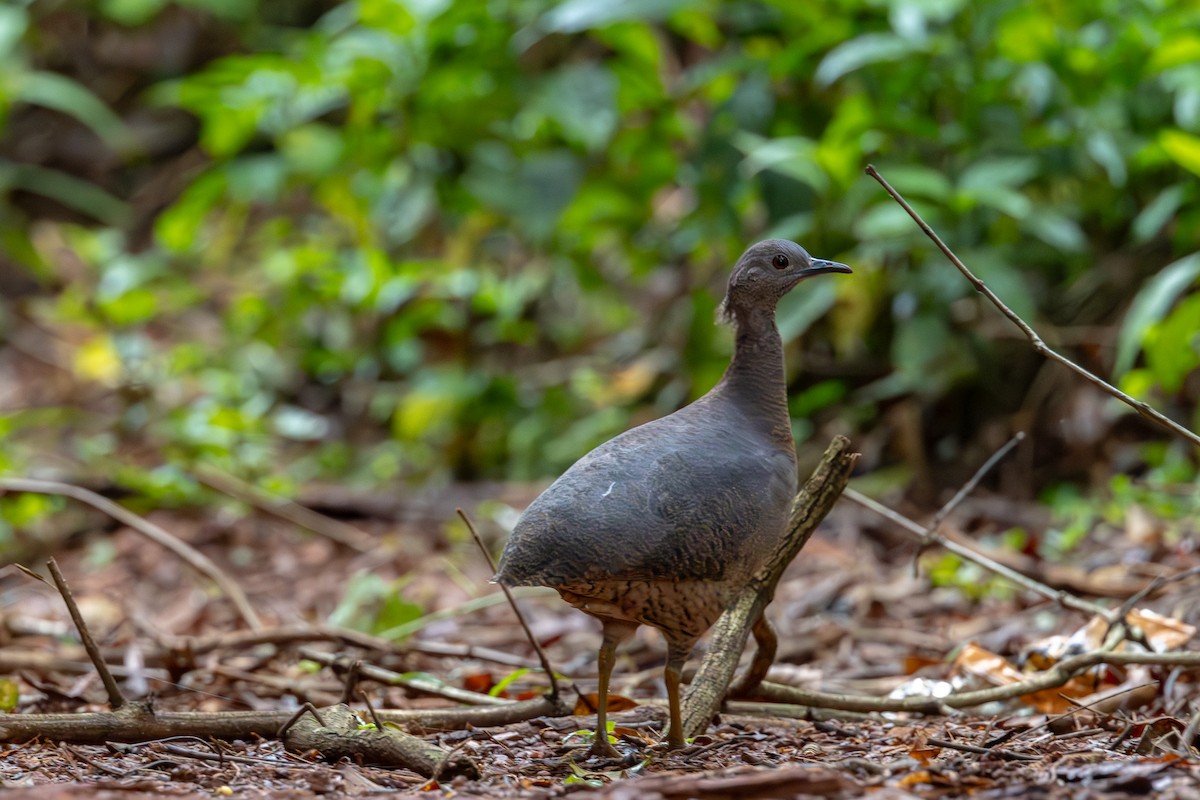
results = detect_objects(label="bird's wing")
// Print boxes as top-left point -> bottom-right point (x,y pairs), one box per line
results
499,412 -> 795,585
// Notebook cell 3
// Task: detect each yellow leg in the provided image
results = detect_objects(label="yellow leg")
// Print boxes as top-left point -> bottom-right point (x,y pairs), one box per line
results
663,640 -> 690,749
588,621 -> 635,759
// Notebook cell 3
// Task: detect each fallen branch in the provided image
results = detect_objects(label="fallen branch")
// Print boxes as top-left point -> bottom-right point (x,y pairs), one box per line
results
866,163 -> 1200,449
750,648 -> 1200,713
281,702 -> 478,778
0,559 -> 569,777
844,487 -> 1112,620
194,465 -> 374,553
0,696 -> 568,745
0,477 -> 261,630
299,649 -> 510,706
680,435 -> 859,740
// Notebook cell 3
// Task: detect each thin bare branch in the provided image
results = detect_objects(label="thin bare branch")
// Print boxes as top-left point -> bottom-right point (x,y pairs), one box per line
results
752,648 -> 1200,713
844,486 -> 1112,619
45,558 -> 126,709
194,465 -> 373,552
0,477 -> 261,630
457,507 -> 561,700
298,649 -> 511,706
865,164 -> 1200,449
931,431 -> 1025,529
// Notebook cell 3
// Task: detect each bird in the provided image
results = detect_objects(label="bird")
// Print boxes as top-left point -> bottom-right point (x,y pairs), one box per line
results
494,240 -> 851,757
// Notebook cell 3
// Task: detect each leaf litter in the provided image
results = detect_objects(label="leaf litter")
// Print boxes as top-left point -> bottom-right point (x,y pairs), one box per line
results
1,487 -> 1199,799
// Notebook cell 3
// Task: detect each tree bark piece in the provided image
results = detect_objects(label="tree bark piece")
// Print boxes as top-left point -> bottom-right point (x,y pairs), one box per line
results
680,435 -> 858,740
0,696 -> 568,748
282,703 -> 478,778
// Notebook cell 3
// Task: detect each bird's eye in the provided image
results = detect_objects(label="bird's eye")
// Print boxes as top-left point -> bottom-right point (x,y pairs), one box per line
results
772,254 -> 789,269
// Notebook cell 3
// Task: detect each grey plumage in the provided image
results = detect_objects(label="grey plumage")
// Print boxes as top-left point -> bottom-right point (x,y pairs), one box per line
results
494,239 -> 851,755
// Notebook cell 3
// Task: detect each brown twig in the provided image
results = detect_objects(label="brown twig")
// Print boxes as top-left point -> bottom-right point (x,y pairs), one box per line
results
194,465 -> 373,552
298,649 -> 510,706
751,648 -> 1200,713
0,477 -> 261,630
843,487 -> 1112,619
0,696 -> 567,744
277,703 -> 328,738
926,736 -> 1039,762
865,164 -> 1200,449
359,688 -> 384,732
2,622 -> 547,683
930,432 -> 1025,529
338,659 -> 364,705
457,507 -> 561,700
207,664 -> 341,707
45,558 -> 126,709
1181,707 -> 1200,757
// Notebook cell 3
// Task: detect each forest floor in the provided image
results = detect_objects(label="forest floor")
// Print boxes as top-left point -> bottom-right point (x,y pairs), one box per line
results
1,480 -> 1199,799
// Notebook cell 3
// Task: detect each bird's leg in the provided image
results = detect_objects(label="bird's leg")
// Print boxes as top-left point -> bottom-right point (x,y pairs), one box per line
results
663,639 -> 692,749
588,620 -> 635,759
731,611 -> 777,696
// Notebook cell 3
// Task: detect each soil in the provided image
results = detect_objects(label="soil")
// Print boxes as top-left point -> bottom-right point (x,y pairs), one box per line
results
2,487 -> 1198,798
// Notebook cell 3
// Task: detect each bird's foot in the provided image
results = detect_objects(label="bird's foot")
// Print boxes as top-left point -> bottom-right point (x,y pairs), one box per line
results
649,732 -> 685,753
585,738 -> 623,760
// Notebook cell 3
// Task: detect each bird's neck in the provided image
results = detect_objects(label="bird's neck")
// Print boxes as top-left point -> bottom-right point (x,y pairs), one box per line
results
715,304 -> 795,448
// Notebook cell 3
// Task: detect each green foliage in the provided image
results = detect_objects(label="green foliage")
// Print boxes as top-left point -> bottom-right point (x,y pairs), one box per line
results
1,0 -> 1199,508
0,4 -> 132,229
1118,253 -> 1200,429
1041,448 -> 1200,556
327,572 -> 425,634
488,667 -> 532,698
926,552 -> 1015,601
0,677 -> 18,712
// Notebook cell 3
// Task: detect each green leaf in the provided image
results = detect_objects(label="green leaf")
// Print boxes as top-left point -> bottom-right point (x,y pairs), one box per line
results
1023,210 -> 1086,252
958,157 -> 1040,191
539,0 -> 698,33
962,185 -> 1031,219
489,667 -> 531,697
279,123 -> 345,175
1086,131 -> 1126,186
1132,185 -> 1187,244
537,64 -> 618,152
0,5 -> 28,59
777,279 -> 838,341
1142,293 -> 1200,393
1148,32 -> 1200,72
13,72 -> 135,153
815,33 -> 919,87
873,164 -> 953,202
734,133 -> 828,192
0,163 -> 130,226
0,678 -> 18,712
1115,251 -> 1200,376
101,0 -> 168,26
1159,129 -> 1200,177
854,202 -> 923,239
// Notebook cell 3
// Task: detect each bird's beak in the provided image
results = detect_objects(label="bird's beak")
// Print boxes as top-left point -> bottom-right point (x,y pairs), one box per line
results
785,259 -> 852,290
799,259 -> 853,277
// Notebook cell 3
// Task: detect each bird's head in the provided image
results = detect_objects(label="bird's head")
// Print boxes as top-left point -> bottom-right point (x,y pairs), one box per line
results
717,239 -> 852,324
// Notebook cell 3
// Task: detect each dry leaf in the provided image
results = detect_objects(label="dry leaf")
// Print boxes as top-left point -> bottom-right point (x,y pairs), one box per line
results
954,642 -> 1102,713
572,693 -> 638,716
1128,608 -> 1196,652
462,672 -> 494,694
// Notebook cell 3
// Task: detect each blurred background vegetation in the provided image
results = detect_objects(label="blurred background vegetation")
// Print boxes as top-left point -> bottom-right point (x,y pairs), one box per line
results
2,0 -> 1199,552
